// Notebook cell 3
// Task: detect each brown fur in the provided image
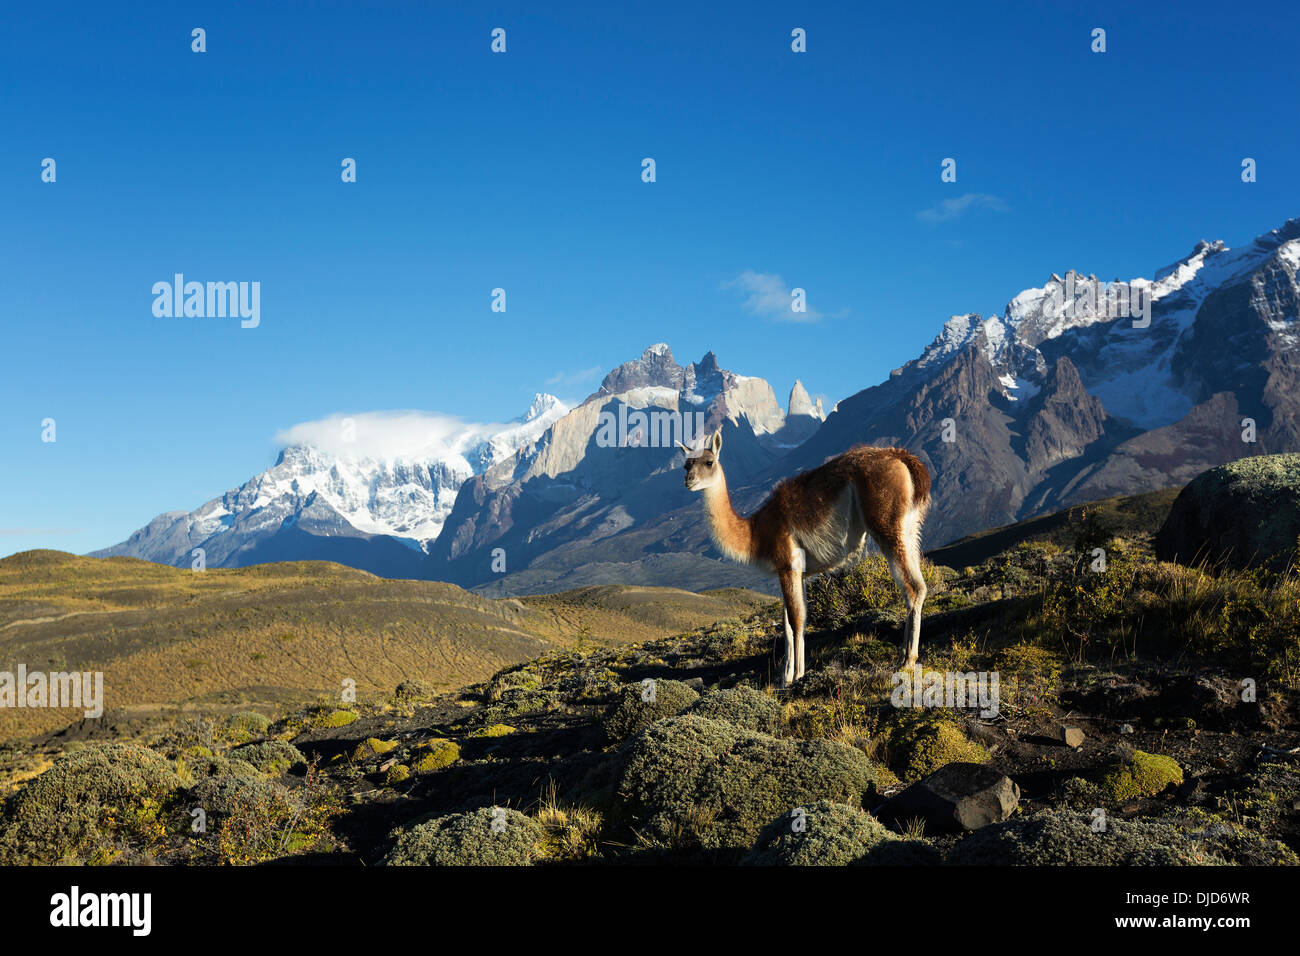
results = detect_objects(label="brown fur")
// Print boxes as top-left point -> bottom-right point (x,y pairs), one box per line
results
683,436 -> 931,685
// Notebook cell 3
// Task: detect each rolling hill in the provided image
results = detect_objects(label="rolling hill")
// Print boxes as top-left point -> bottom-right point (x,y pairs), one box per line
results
0,551 -> 768,742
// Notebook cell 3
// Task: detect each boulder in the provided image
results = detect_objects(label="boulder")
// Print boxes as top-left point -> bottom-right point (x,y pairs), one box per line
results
1050,724 -> 1086,747
1154,453 -> 1300,571
876,762 -> 1020,832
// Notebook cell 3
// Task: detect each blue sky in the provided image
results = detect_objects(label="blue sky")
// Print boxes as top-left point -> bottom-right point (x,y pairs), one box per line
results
2,0 -> 1298,557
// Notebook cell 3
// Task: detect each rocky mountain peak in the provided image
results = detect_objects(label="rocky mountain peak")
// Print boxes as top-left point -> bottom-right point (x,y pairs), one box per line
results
788,380 -> 823,420
594,343 -> 684,398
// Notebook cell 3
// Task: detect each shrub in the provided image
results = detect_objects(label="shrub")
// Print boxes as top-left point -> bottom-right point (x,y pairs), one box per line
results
0,743 -> 180,864
684,686 -> 783,734
602,679 -> 699,743
184,753 -> 260,780
807,555 -> 945,623
394,678 -> 435,702
948,809 -> 1226,865
220,711 -> 272,743
743,800 -> 914,865
617,715 -> 887,850
187,774 -> 308,864
232,740 -> 305,775
384,807 -> 546,865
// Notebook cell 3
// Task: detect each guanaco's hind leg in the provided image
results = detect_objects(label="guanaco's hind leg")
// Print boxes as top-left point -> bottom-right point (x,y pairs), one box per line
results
881,532 -> 927,668
777,569 -> 806,687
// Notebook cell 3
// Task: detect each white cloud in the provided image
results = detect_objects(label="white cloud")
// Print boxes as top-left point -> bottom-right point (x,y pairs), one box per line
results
917,192 -> 1008,223
722,270 -> 821,323
274,411 -> 506,461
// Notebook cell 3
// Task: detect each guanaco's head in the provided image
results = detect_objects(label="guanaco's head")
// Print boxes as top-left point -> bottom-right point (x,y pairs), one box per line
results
680,430 -> 723,492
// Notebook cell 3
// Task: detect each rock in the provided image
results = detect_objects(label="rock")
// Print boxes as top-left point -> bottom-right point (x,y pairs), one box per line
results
1050,725 -> 1086,747
1154,453 -> 1300,571
883,712 -> 990,780
410,739 -> 460,773
876,762 -> 1020,833
1097,749 -> 1183,801
1119,723 -> 1134,735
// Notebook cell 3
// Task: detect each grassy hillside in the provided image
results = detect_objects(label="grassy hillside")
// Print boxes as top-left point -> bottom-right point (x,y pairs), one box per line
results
0,551 -> 768,742
3,486 -> 1299,866
926,487 -> 1183,570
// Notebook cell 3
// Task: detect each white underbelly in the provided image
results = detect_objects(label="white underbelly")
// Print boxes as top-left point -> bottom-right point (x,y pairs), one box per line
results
796,486 -> 867,573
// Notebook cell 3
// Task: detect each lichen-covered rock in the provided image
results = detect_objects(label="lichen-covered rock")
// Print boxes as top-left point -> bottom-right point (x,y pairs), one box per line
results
469,723 -> 515,738
410,739 -> 460,773
351,737 -> 400,762
232,740 -> 306,775
384,807 -> 546,865
1098,750 -> 1183,801
743,800 -> 913,865
602,679 -> 700,743
885,712 -> 989,780
617,715 -> 886,850
947,809 -> 1226,865
0,743 -> 181,864
684,686 -> 783,734
1155,453 -> 1300,571
315,709 -> 358,729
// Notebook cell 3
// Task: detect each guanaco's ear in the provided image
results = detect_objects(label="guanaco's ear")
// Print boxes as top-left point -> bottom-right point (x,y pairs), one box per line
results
710,430 -> 722,455
676,442 -> 691,455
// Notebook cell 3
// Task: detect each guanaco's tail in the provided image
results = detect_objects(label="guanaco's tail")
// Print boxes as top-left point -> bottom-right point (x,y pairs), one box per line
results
892,449 -> 931,514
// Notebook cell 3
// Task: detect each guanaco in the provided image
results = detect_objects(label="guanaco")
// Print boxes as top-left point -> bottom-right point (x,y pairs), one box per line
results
680,431 -> 931,687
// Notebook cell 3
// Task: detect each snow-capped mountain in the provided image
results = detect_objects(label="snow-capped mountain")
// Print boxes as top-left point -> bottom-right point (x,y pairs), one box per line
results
789,215 -> 1300,546
93,395 -> 569,574
427,345 -> 824,593
95,214 -> 1300,593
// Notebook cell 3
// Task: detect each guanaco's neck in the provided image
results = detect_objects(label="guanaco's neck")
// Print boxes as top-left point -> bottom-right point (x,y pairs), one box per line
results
702,468 -> 755,563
